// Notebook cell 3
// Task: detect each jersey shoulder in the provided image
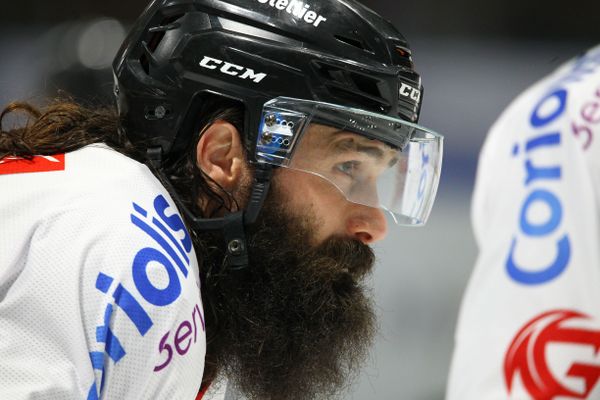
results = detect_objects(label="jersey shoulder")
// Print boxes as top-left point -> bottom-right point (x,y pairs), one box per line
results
472,45 -> 600,244
485,45 -> 600,151
0,145 -> 206,399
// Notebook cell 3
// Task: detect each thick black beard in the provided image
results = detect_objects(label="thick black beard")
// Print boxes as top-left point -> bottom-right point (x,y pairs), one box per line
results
198,191 -> 377,400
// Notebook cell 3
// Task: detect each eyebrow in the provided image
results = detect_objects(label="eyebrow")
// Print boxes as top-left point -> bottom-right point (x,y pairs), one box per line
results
332,137 -> 399,167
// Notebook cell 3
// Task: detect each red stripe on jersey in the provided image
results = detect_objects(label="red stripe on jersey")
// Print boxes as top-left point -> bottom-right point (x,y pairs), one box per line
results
0,154 -> 65,175
196,383 -> 210,400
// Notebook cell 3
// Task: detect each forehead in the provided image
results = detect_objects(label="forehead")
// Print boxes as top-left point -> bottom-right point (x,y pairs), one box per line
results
299,123 -> 388,149
295,123 -> 396,158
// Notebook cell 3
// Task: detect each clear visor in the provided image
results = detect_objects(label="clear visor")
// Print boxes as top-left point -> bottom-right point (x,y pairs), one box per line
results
255,97 -> 444,226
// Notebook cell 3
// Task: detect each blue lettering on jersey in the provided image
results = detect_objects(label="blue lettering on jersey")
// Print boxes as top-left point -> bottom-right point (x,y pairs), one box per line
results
87,194 -> 198,398
506,51 -> 600,285
132,247 -> 182,306
507,88 -> 571,285
154,195 -> 193,254
131,208 -> 190,278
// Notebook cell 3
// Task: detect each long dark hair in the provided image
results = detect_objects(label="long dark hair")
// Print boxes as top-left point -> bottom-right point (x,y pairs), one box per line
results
0,100 -> 137,161
0,96 -> 245,390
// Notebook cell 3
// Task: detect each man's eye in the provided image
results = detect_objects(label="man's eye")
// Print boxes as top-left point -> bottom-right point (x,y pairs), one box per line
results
335,161 -> 361,177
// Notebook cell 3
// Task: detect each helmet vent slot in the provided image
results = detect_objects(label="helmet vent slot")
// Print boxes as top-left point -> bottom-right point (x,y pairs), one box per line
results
140,14 -> 184,75
315,62 -> 382,100
349,72 -> 380,99
391,45 -> 414,68
326,84 -> 390,113
334,34 -> 372,52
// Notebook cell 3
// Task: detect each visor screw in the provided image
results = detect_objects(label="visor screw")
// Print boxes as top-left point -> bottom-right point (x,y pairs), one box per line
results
228,239 -> 244,256
154,105 -> 167,119
265,114 -> 276,127
261,131 -> 273,145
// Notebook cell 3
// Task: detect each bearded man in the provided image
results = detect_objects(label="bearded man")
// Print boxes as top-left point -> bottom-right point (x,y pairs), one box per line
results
0,1 -> 443,399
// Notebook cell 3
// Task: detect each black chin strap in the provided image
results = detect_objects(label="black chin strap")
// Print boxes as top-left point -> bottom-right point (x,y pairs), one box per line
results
146,146 -> 272,270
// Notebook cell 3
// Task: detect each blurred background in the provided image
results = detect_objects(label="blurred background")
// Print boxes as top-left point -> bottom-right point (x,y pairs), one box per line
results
2,1 -> 599,399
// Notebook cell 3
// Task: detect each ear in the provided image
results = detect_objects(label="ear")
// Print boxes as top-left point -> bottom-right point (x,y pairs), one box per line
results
196,120 -> 246,191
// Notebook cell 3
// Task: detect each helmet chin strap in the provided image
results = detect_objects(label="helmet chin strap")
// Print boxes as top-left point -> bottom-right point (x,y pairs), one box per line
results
146,146 -> 273,270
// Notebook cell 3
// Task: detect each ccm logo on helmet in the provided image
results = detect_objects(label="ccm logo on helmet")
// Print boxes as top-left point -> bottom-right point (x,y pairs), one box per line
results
199,56 -> 267,84
400,83 -> 421,102
256,0 -> 327,27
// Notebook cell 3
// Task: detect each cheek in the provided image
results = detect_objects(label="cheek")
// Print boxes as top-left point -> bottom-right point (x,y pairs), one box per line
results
276,169 -> 348,244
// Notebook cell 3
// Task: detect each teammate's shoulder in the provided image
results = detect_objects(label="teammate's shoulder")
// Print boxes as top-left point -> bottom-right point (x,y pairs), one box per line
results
488,45 -> 600,140
519,45 -> 600,105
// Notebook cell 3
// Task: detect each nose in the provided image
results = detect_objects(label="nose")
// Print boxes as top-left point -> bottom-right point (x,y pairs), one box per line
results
346,204 -> 388,244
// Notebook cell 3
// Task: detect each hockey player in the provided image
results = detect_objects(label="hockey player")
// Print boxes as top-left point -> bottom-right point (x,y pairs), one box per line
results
447,45 -> 600,399
0,0 -> 443,399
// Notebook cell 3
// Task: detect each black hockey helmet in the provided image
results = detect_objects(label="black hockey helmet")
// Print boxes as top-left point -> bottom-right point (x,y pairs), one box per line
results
113,0 -> 443,264
114,0 -> 427,159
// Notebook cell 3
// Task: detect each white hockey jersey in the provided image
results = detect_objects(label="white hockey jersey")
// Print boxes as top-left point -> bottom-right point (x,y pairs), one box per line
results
0,145 -> 206,399
447,46 -> 600,399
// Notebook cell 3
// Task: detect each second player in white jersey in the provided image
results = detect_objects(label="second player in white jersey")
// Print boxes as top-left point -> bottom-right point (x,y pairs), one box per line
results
447,46 -> 600,399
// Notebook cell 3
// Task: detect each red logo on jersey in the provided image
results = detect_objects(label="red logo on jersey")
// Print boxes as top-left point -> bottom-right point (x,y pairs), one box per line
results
0,154 -> 65,175
505,310 -> 600,399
